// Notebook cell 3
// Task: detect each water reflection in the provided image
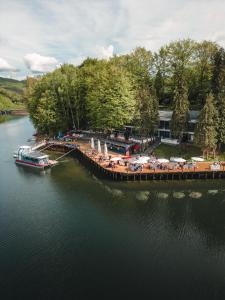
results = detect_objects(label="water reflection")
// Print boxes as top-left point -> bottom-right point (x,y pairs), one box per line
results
76,176 -> 225,248
15,164 -> 49,177
2,117 -> 225,299
136,191 -> 150,201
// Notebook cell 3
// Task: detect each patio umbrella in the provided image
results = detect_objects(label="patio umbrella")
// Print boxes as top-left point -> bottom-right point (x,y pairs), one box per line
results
191,157 -> 204,162
157,158 -> 169,163
170,157 -> 186,163
97,139 -> 102,154
110,157 -> 122,162
91,137 -> 95,149
104,143 -> 108,157
135,156 -> 150,164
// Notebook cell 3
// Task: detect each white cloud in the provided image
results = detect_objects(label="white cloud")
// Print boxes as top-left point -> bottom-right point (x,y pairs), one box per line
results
24,53 -> 58,73
95,45 -> 114,60
0,0 -> 225,78
0,57 -> 16,72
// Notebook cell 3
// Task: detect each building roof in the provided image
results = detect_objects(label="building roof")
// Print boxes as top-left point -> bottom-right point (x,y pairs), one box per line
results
23,151 -> 48,159
159,110 -> 200,121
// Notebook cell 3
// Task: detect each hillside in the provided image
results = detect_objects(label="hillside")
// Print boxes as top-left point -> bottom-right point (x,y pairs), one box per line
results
0,77 -> 26,110
0,77 -> 26,94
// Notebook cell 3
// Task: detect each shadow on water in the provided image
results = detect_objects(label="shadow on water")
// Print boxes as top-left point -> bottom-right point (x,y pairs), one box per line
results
48,156 -> 225,248
15,165 -> 48,177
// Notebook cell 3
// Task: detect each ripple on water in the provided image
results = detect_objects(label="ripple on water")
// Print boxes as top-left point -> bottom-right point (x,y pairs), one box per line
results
157,192 -> 169,199
136,191 -> 150,201
189,192 -> 202,199
208,190 -> 218,195
173,192 -> 186,199
110,189 -> 123,197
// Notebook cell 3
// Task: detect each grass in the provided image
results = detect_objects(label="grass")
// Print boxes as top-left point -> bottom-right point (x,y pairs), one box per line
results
154,143 -> 202,160
154,143 -> 225,162
0,78 -> 26,110
0,77 -> 25,94
0,95 -> 25,110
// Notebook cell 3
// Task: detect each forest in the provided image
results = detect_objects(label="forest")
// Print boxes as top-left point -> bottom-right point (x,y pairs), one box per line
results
0,77 -> 25,110
26,39 -> 225,156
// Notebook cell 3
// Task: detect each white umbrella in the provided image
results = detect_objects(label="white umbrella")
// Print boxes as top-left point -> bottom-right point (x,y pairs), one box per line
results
97,139 -> 102,154
134,156 -> 150,164
91,137 -> 95,149
110,157 -> 122,162
131,159 -> 145,164
104,143 -> 108,157
170,157 -> 186,163
157,158 -> 169,163
191,157 -> 204,162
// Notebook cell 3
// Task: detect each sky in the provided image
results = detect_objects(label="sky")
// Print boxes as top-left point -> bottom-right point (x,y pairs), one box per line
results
0,0 -> 225,79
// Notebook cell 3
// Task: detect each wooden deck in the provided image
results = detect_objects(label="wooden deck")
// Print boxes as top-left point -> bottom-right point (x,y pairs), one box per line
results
46,140 -> 225,181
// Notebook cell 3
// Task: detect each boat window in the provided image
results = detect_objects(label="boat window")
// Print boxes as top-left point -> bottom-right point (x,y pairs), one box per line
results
43,158 -> 48,164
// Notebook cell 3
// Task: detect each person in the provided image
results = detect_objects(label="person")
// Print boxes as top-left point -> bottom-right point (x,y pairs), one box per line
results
125,148 -> 130,156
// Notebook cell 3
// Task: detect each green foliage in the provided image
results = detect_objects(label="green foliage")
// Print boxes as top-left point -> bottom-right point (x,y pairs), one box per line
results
0,77 -> 25,110
114,47 -> 158,134
0,88 -> 24,110
85,61 -> 136,129
194,93 -> 218,156
26,38 -> 225,152
171,83 -> 189,139
0,77 -> 25,94
27,61 -> 136,134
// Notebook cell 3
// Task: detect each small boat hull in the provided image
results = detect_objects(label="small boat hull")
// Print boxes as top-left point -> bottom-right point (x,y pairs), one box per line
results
15,159 -> 49,170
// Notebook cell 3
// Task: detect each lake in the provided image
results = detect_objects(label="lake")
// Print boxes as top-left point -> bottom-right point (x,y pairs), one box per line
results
1,116 -> 225,299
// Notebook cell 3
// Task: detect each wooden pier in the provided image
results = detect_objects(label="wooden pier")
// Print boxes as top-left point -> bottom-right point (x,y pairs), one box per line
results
44,141 -> 225,181
0,109 -> 28,116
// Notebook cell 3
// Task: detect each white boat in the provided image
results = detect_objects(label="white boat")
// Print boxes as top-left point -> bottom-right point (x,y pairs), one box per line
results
13,145 -> 32,158
14,145 -> 56,169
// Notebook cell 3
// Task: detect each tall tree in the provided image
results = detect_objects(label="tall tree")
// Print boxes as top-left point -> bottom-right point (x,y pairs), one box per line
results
194,93 -> 218,158
211,48 -> 225,146
139,87 -> 159,136
86,61 -> 136,130
192,41 -> 218,106
171,82 -> 189,140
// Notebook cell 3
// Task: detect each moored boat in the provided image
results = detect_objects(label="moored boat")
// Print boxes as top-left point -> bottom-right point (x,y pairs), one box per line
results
14,145 -> 57,169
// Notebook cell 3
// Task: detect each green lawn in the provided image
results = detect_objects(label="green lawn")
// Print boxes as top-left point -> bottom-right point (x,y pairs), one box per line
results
154,143 -> 225,162
154,143 -> 202,160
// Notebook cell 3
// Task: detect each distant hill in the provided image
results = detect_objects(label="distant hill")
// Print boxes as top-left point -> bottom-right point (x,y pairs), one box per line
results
0,77 -> 26,110
0,77 -> 26,94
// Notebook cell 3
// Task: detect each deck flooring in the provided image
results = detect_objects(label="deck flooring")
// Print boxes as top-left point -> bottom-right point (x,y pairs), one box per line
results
77,142 -> 224,175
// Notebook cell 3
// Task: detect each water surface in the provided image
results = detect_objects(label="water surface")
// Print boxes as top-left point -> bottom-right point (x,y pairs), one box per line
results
1,117 -> 225,299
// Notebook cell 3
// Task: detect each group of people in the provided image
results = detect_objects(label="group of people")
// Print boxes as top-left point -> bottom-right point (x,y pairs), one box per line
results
210,162 -> 221,171
148,162 -> 197,171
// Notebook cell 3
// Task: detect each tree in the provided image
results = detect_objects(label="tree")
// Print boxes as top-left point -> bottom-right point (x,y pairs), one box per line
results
139,87 -> 159,136
211,48 -> 225,146
171,82 -> 189,140
194,93 -> 218,158
191,41 -> 218,106
86,62 -> 136,130
118,47 -> 159,132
